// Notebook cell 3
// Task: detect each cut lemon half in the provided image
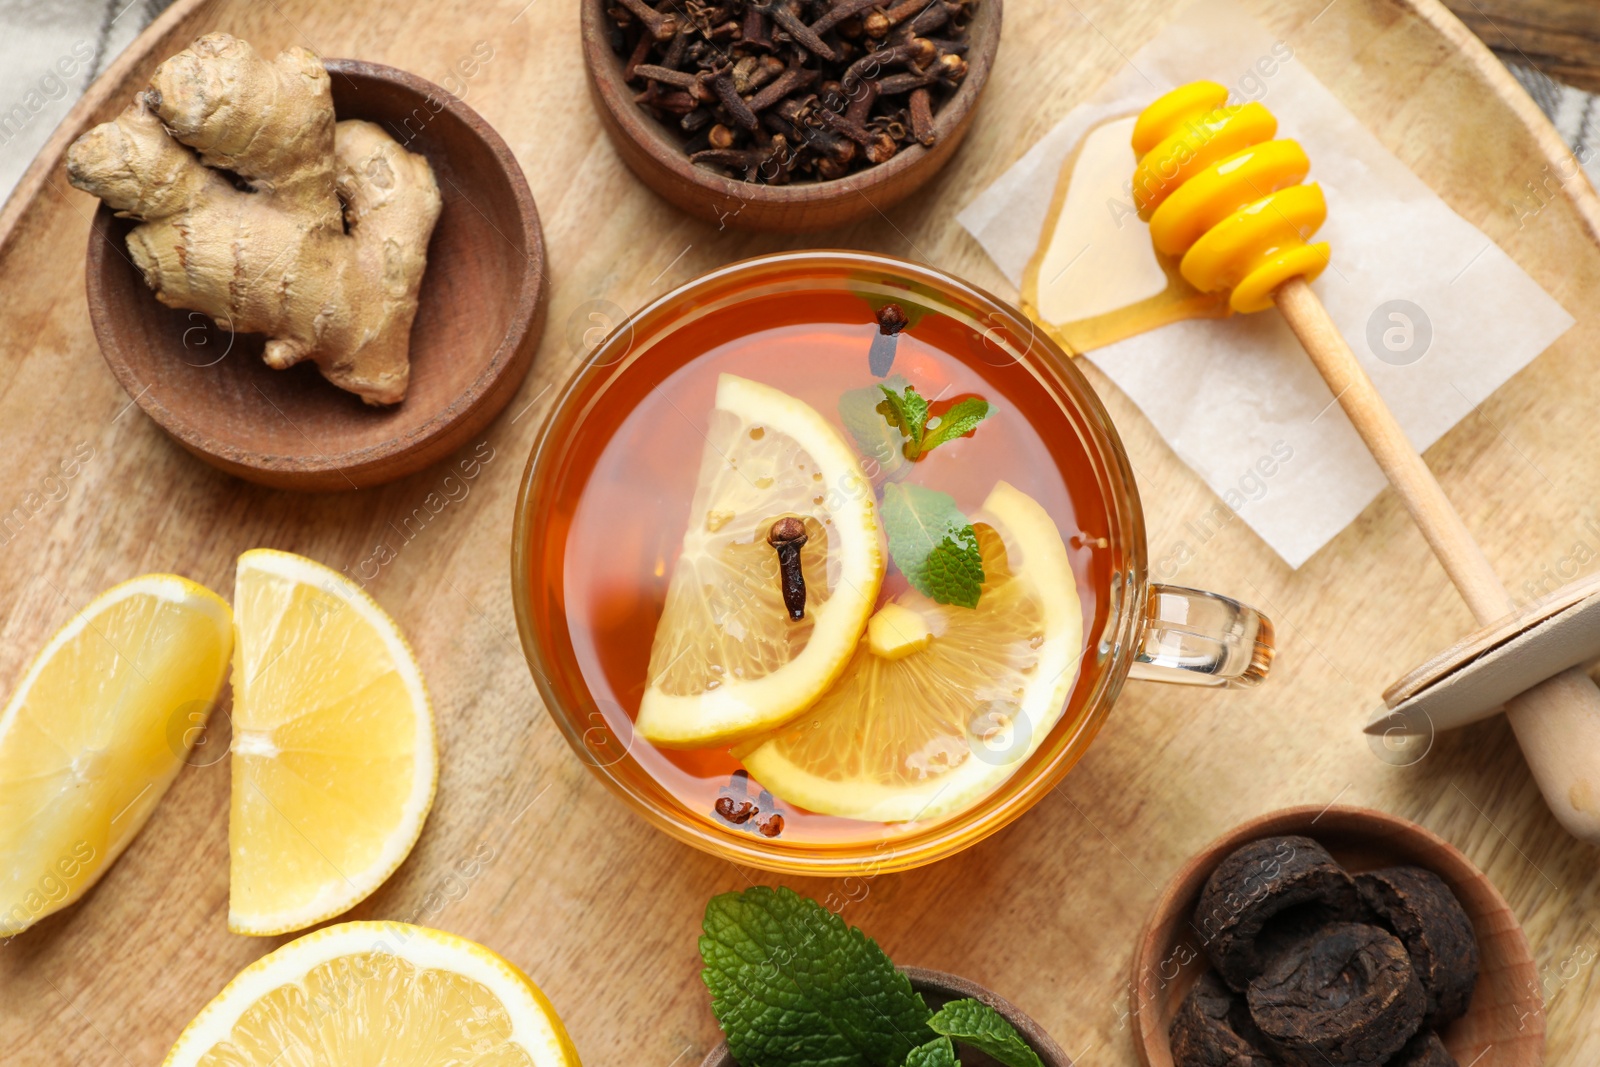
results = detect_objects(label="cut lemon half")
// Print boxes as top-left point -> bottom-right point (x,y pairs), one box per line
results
0,575 -> 232,935
637,374 -> 886,748
162,921 -> 580,1067
229,550 -> 435,936
742,481 -> 1084,823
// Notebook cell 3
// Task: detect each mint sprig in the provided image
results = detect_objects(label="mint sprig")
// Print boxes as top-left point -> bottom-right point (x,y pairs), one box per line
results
881,484 -> 985,609
700,887 -> 933,1067
904,1037 -> 959,1067
875,386 -> 990,462
929,1000 -> 1046,1067
700,888 -> 1047,1067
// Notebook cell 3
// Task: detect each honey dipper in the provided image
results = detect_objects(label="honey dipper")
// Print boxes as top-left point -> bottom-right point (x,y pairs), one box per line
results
1132,81 -> 1600,845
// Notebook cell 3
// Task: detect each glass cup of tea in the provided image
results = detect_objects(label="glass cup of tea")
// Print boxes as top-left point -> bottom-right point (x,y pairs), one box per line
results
512,250 -> 1271,876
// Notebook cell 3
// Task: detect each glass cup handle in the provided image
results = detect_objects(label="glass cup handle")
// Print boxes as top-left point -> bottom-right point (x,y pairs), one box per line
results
1126,585 -> 1274,688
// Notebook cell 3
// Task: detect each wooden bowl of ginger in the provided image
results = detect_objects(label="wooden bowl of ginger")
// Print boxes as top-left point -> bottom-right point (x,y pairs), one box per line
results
82,52 -> 546,491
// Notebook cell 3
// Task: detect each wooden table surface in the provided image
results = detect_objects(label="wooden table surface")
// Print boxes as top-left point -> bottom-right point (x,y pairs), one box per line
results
2,0 -> 1599,1064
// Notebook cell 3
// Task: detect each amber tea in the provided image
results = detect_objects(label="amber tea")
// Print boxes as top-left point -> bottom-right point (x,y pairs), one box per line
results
524,258 -> 1127,860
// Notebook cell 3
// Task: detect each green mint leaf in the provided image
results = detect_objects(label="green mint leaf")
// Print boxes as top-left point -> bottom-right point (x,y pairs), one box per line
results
927,1000 -> 1043,1067
840,376 -> 910,480
922,398 -> 991,453
870,386 -> 991,462
877,385 -> 930,457
881,484 -> 984,608
699,887 -> 934,1067
904,1037 -> 959,1067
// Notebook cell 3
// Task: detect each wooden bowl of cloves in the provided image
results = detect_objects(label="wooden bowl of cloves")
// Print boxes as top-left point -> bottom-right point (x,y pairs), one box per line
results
582,0 -> 1000,232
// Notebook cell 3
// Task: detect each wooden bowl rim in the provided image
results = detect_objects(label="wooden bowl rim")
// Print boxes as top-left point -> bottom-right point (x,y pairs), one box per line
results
1128,804 -> 1544,1067
580,0 -> 1002,206
84,56 -> 546,485
696,966 -> 1073,1067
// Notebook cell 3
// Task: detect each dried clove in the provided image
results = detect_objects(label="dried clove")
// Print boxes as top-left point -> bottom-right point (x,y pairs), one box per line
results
714,771 -> 786,838
754,0 -> 838,61
767,517 -> 809,620
713,73 -> 761,130
610,0 -> 978,185
869,301 -> 909,377
909,87 -> 936,146
714,796 -> 758,823
615,0 -> 679,41
809,0 -> 883,36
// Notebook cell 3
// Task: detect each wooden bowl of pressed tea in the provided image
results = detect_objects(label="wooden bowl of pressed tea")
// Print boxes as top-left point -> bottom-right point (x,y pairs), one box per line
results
581,0 -> 1001,232
1129,805 -> 1541,1067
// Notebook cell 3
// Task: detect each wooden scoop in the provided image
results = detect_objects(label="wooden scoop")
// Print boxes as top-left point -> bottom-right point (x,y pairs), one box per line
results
1134,82 -> 1600,844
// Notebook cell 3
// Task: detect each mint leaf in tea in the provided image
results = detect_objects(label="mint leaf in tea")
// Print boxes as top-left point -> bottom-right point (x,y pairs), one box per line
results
925,397 -> 992,452
876,384 -> 992,461
840,374 -> 910,479
876,384 -> 932,456
882,483 -> 985,609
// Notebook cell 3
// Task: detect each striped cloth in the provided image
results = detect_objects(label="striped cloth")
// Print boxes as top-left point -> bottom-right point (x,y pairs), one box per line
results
1505,61 -> 1600,191
0,0 -> 176,202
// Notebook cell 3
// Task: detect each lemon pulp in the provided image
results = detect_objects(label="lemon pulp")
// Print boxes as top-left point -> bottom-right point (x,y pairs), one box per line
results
638,374 -> 885,748
742,481 -> 1083,823
228,550 -> 436,936
0,574 -> 231,934
163,922 -> 579,1067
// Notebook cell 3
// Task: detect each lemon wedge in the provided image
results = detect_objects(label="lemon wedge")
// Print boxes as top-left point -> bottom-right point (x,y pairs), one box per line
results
162,921 -> 581,1067
0,575 -> 232,935
228,550 -> 435,936
742,481 -> 1083,823
637,374 -> 886,748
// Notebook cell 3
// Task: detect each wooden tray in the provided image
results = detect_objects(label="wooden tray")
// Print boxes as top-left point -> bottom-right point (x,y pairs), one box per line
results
1,1 -> 1597,1064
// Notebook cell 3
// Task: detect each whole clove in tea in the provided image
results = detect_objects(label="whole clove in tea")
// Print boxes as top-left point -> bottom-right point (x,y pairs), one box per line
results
605,0 -> 977,184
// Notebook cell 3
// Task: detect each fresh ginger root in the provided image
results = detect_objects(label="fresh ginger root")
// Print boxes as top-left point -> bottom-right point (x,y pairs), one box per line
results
66,34 -> 441,405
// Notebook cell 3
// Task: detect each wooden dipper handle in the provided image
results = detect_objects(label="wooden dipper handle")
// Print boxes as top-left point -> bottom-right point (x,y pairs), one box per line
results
1276,277 -> 1600,843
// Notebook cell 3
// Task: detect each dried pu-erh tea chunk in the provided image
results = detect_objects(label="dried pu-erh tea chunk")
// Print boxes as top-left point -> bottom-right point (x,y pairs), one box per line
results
1246,923 -> 1425,1066
1194,835 -> 1363,989
1388,1030 -> 1458,1066
1169,970 -> 1276,1067
1356,866 -> 1479,1027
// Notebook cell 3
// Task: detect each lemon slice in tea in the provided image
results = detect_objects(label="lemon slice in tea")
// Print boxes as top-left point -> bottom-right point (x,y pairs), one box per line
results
637,373 -> 886,748
741,481 -> 1083,823
162,921 -> 580,1067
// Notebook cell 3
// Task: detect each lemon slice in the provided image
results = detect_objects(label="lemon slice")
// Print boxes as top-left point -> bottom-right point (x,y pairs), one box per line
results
0,575 -> 232,935
742,481 -> 1083,823
162,921 -> 580,1067
229,550 -> 435,936
637,374 -> 886,748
